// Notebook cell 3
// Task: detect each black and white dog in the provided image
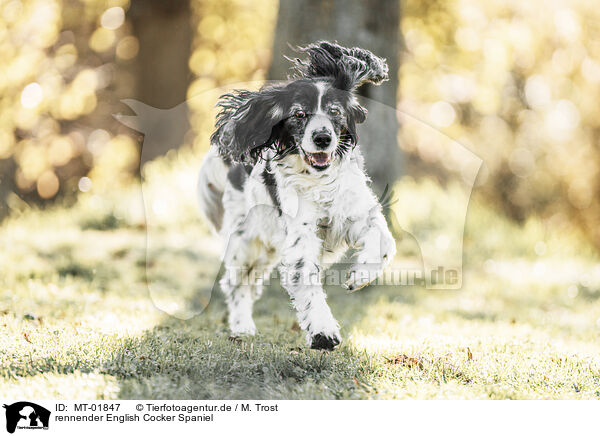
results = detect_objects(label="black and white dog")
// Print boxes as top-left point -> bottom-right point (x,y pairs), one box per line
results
198,42 -> 396,350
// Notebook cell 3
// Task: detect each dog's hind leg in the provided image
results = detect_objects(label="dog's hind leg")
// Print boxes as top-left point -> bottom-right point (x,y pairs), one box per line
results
219,234 -> 260,336
220,229 -> 279,337
220,279 -> 257,336
219,192 -> 283,336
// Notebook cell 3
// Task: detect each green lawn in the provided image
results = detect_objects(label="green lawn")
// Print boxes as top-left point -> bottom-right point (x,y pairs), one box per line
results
2,160 -> 600,399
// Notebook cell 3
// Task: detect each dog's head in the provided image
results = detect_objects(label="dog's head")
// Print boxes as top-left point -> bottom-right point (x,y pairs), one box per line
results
212,41 -> 388,173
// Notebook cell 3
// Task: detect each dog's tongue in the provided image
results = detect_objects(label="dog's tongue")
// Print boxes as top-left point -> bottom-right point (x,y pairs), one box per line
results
311,152 -> 330,165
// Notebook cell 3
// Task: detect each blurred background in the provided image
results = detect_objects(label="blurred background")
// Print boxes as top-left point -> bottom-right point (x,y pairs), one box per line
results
0,0 -> 598,248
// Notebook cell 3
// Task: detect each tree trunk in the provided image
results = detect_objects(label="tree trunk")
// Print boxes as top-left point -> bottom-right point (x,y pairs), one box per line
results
268,0 -> 403,200
127,0 -> 192,163
0,158 -> 17,216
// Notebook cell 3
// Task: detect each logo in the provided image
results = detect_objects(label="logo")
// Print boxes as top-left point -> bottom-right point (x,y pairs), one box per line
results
3,402 -> 50,433
113,86 -> 482,320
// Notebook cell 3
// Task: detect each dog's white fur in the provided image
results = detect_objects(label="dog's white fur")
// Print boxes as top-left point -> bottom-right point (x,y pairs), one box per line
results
199,144 -> 395,347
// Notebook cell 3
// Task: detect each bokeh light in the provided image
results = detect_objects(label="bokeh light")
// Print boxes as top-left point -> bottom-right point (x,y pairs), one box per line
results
401,0 -> 600,246
0,0 -> 597,249
100,6 -> 125,30
20,83 -> 43,109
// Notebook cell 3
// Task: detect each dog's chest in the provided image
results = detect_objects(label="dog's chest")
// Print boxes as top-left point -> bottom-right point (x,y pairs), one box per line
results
313,181 -> 361,247
275,155 -> 367,233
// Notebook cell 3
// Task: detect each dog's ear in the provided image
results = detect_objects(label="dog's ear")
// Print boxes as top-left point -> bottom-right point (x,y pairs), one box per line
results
211,87 -> 286,163
349,100 -> 367,124
289,41 -> 389,90
342,99 -> 368,148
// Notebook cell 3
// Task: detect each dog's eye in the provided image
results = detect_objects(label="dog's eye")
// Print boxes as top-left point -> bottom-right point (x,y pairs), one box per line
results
329,107 -> 341,116
294,110 -> 306,118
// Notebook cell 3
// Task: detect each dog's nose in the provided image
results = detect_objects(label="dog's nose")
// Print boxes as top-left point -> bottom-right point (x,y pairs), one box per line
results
312,131 -> 332,148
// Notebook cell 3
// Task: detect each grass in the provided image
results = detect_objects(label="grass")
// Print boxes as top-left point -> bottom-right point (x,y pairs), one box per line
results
1,158 -> 600,399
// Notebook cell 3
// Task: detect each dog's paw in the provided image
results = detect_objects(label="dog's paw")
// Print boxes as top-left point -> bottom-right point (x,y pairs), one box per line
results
310,333 -> 341,351
345,232 -> 396,292
343,263 -> 382,293
229,318 -> 257,336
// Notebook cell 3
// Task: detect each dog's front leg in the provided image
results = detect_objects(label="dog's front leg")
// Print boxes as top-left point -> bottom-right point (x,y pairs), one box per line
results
344,206 -> 396,292
279,221 -> 341,350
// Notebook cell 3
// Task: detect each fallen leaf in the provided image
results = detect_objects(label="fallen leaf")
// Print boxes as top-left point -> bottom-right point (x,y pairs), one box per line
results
388,354 -> 424,370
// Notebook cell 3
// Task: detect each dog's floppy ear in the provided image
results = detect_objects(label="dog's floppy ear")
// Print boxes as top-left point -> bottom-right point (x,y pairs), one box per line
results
341,98 -> 368,148
289,41 -> 389,90
211,87 -> 286,163
349,99 -> 367,124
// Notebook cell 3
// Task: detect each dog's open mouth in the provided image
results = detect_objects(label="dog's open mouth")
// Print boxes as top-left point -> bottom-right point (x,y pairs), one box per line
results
303,151 -> 332,170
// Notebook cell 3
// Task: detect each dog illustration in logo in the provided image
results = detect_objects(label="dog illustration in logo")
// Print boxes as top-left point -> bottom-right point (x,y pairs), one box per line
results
3,402 -> 50,433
